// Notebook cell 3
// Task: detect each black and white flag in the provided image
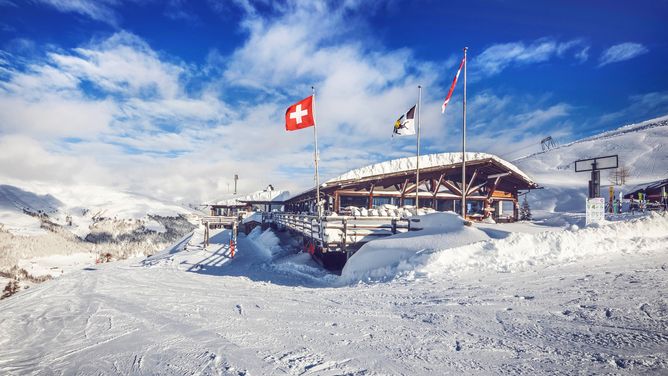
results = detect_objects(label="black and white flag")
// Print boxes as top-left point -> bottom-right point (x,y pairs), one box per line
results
392,105 -> 416,136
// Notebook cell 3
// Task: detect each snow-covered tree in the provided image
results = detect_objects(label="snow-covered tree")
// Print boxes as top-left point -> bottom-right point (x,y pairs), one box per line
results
520,195 -> 532,221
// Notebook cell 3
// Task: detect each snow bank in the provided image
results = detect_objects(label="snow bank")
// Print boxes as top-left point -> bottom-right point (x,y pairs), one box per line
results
341,212 -> 490,282
422,212 -> 668,276
247,227 -> 282,260
342,212 -> 668,282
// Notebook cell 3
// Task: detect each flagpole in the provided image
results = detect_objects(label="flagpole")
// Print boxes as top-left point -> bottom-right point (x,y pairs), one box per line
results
461,47 -> 468,219
416,85 -> 422,209
312,86 -> 322,218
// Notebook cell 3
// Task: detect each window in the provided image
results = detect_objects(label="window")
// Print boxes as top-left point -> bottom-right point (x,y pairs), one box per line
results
499,201 -> 514,217
418,198 -> 433,208
340,195 -> 369,208
372,196 -> 396,207
436,199 -> 456,212
467,200 -> 484,215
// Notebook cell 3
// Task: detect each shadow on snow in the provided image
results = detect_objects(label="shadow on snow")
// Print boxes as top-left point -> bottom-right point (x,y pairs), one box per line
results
185,229 -> 338,288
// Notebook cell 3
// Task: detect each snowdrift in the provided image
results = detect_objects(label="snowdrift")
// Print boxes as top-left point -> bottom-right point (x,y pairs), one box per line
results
341,212 -> 490,281
342,212 -> 668,282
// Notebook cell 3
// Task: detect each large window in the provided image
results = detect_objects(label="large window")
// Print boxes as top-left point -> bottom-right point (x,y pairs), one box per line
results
403,198 -> 415,206
418,198 -> 433,209
372,196 -> 396,207
499,200 -> 514,217
466,200 -> 484,215
340,195 -> 369,208
436,199 -> 456,212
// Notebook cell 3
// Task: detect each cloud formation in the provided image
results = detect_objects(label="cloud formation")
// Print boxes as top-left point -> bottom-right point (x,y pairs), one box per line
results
0,1 -> 606,203
33,0 -> 122,25
475,38 -> 589,76
598,42 -> 649,67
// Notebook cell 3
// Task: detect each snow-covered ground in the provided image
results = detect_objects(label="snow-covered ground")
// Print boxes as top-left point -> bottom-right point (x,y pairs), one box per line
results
1,212 -> 666,375
0,115 -> 666,373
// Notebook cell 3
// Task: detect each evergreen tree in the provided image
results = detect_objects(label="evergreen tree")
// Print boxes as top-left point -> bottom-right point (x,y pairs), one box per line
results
520,195 -> 532,221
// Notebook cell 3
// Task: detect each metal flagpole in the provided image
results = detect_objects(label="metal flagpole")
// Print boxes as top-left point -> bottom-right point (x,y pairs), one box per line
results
312,86 -> 322,218
416,85 -> 422,209
461,47 -> 468,219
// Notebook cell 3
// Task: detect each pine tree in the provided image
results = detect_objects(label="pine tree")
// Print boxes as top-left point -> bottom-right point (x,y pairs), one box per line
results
520,195 -> 532,221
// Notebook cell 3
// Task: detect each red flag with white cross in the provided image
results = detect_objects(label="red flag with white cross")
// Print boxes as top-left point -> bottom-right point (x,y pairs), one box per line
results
285,95 -> 315,131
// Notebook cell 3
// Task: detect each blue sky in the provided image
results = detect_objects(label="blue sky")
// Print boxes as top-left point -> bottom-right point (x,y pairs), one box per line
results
0,0 -> 666,202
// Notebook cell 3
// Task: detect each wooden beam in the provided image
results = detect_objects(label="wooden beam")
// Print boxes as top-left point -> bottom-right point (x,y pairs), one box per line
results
432,174 -> 445,195
486,176 -> 503,199
403,183 -> 417,194
466,169 -> 479,196
442,180 -> 462,196
467,182 -> 486,196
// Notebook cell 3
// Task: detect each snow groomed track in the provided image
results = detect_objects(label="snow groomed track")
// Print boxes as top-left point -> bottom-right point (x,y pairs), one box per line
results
0,214 -> 667,374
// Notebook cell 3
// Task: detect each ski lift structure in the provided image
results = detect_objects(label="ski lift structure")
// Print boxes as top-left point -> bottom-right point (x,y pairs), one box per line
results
574,155 -> 618,198
540,136 -> 558,151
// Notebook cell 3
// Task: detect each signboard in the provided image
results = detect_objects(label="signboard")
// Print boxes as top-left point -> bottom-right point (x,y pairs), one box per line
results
574,155 -> 618,172
585,197 -> 605,226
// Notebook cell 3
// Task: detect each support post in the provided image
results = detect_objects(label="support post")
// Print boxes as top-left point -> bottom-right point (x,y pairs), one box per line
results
461,47 -> 468,219
312,87 -> 322,218
416,85 -> 422,209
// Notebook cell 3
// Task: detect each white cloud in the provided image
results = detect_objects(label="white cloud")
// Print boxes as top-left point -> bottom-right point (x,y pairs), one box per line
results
33,0 -> 121,26
597,91 -> 668,125
574,46 -> 590,63
475,38 -> 589,76
598,42 -> 649,67
0,4 -> 588,203
0,95 -> 114,138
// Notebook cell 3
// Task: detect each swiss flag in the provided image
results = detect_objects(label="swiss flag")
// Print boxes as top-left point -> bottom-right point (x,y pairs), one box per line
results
285,95 -> 315,131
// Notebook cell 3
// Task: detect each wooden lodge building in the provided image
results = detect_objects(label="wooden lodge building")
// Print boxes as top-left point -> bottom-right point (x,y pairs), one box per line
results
624,178 -> 668,202
209,186 -> 290,217
284,152 -> 539,221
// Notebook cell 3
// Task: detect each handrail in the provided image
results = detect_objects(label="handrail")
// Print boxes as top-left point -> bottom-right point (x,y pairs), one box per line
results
266,212 -> 420,253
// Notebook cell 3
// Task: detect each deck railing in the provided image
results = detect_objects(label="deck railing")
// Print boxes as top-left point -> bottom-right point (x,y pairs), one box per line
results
266,212 -> 421,253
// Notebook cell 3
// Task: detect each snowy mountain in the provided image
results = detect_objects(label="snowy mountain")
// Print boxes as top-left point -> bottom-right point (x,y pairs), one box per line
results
514,115 -> 668,212
0,182 -> 199,290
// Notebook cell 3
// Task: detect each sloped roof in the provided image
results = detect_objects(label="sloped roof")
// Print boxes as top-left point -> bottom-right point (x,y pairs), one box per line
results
626,178 -> 668,194
326,152 -> 534,185
211,188 -> 290,207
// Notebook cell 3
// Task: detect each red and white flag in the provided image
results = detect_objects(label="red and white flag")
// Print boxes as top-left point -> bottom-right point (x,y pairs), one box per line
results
441,56 -> 466,114
285,95 -> 315,131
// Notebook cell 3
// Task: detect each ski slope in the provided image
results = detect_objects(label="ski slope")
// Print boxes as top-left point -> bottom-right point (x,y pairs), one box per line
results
1,213 -> 666,375
514,115 -> 668,213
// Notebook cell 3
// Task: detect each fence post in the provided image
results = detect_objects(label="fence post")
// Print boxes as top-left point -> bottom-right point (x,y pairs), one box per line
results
342,218 -> 347,256
391,218 -> 397,234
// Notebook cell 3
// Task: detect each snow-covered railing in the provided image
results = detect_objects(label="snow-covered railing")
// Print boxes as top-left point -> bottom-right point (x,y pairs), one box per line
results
267,213 -> 418,252
201,215 -> 238,225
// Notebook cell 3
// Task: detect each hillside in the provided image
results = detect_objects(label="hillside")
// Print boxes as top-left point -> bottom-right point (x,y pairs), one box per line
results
514,115 -> 668,213
0,182 -> 199,293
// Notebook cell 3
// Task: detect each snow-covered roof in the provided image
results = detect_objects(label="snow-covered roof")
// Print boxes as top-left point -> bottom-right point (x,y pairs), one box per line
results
211,188 -> 290,206
326,152 -> 535,185
626,178 -> 668,194
238,189 -> 291,203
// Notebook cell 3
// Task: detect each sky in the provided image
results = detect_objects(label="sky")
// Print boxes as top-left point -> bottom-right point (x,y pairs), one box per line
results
0,0 -> 667,203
